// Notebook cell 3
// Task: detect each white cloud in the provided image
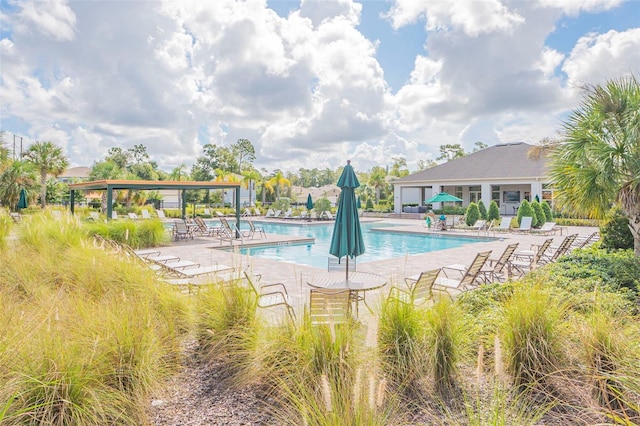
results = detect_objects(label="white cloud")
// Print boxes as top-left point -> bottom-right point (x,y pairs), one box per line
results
535,0 -> 624,15
14,0 -> 77,41
562,28 -> 640,88
387,0 -> 524,36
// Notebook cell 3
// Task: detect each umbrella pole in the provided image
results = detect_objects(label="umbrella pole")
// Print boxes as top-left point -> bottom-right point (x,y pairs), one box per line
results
345,256 -> 349,282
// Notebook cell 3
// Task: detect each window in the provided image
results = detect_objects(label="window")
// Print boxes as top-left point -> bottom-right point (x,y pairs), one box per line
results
503,191 -> 520,202
469,185 -> 481,203
491,185 -> 500,206
455,186 -> 463,200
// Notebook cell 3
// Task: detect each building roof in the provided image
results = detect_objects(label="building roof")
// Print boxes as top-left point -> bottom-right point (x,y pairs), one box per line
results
396,142 -> 549,184
59,166 -> 91,179
68,179 -> 241,191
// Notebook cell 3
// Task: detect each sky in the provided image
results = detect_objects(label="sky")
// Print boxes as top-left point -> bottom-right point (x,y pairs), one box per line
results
0,0 -> 639,175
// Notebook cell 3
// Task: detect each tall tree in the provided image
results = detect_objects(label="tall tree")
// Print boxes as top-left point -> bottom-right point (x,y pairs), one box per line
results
416,158 -> 437,171
389,156 -> 409,178
242,168 -> 261,207
368,166 -> 388,203
437,144 -> 466,161
89,160 -> 124,212
23,141 -> 69,209
550,75 -> 640,256
472,141 -> 488,152
232,139 -> 255,173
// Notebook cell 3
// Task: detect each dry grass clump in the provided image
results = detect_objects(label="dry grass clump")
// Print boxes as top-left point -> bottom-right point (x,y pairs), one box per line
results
0,213 -> 191,424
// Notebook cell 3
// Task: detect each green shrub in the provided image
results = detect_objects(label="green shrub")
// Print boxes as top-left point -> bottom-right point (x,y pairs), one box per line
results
488,201 -> 500,222
542,201 -> 553,222
477,200 -> 488,220
600,207 -> 634,251
365,198 -> 374,210
516,200 -> 536,226
465,202 -> 480,226
0,212 -> 11,250
530,201 -> 545,227
314,197 -> 332,214
555,217 -> 601,227
85,218 -> 169,248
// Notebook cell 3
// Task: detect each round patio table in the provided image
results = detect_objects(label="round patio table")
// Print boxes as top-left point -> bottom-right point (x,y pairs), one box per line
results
307,271 -> 387,316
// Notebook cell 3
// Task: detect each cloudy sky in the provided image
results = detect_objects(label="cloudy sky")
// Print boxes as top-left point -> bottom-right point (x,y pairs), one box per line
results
1,0 -> 638,174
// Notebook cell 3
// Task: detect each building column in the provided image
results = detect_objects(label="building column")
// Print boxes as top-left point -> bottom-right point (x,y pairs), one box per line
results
531,181 -> 543,202
481,183 -> 491,208
394,185 -> 403,214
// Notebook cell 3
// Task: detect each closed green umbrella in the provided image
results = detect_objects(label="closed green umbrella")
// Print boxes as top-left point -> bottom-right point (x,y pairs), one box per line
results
17,189 -> 28,210
425,192 -> 463,203
329,160 -> 364,280
306,193 -> 314,210
356,196 -> 361,209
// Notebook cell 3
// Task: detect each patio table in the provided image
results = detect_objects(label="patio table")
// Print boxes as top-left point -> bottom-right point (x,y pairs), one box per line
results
306,271 -> 387,315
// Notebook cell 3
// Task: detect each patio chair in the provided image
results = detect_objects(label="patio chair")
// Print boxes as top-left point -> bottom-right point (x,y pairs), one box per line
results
218,217 -> 241,244
173,220 -> 194,240
156,209 -> 166,219
193,216 -> 220,237
530,222 -> 560,235
309,289 -> 351,326
435,250 -> 492,296
244,270 -> 296,323
457,219 -> 487,233
388,268 -> 442,306
510,238 -> 553,276
514,216 -> 533,233
481,243 -> 519,283
128,212 -> 139,220
141,209 -> 152,219
248,220 -> 266,239
570,231 -> 599,251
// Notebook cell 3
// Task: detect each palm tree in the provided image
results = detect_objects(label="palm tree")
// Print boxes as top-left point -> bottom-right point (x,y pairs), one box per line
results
267,171 -> 291,200
368,166 -> 387,203
550,75 -> 640,256
242,169 -> 261,207
0,160 -> 37,210
23,141 -> 69,209
89,160 -> 124,212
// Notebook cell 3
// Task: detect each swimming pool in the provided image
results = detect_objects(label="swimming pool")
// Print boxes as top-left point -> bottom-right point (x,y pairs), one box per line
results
227,221 -> 492,269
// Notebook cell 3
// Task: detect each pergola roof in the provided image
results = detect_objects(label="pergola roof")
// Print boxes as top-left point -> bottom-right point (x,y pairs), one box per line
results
68,179 -> 242,221
68,179 -> 241,191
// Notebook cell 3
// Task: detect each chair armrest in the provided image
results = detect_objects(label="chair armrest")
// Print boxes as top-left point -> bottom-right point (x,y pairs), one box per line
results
262,282 -> 288,295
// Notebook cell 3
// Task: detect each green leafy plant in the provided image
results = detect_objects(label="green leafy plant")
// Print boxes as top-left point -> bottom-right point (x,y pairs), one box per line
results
488,200 -> 500,222
477,200 -> 488,220
600,207 -> 634,251
465,203 -> 480,226
516,200 -> 536,226
542,201 -> 553,222
531,200 -> 546,227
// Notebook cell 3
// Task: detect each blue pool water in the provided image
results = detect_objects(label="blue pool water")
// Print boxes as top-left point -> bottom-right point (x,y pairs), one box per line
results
222,221 -> 491,269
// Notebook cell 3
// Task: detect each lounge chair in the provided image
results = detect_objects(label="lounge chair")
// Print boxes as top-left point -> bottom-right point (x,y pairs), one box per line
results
272,209 -> 282,219
193,216 -> 220,237
282,208 -> 293,219
128,212 -> 139,220
435,251 -> 492,296
253,207 -> 262,217
298,210 -> 308,220
112,211 -> 119,220
513,216 -> 533,233
543,234 -> 578,264
456,219 -> 487,233
203,208 -> 212,216
89,211 -> 101,221
481,243 -> 519,283
491,217 -> 512,234
510,238 -> 553,276
322,211 -> 334,220
248,220 -> 266,239
265,208 -> 275,218
156,209 -> 166,219
141,209 -> 151,219
530,222 -> 560,235
388,268 -> 443,306
570,231 -> 599,251
242,208 -> 252,217
309,289 -> 351,326
244,270 -> 296,322
218,217 -> 241,244
10,212 -> 22,223
309,210 -> 318,220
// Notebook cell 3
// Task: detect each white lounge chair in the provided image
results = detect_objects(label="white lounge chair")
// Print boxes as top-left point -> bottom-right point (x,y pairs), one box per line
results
156,209 -> 166,219
265,209 -> 275,218
514,216 -> 532,233
530,222 -> 560,235
389,269 -> 442,307
253,207 -> 262,216
491,217 -> 512,234
128,212 -> 139,220
435,251 -> 492,296
141,209 -> 151,219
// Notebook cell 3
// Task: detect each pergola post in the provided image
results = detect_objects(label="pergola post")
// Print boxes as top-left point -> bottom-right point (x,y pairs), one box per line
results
181,190 -> 187,219
70,190 -> 75,214
106,186 -> 113,220
235,187 -> 241,238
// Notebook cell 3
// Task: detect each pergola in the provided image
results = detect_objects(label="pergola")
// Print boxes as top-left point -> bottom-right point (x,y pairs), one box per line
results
68,179 -> 243,228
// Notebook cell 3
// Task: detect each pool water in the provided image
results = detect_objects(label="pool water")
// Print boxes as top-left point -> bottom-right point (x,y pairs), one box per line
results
225,221 -> 492,269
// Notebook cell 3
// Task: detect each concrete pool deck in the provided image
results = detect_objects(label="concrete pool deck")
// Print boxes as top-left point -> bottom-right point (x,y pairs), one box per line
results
157,217 -> 599,319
